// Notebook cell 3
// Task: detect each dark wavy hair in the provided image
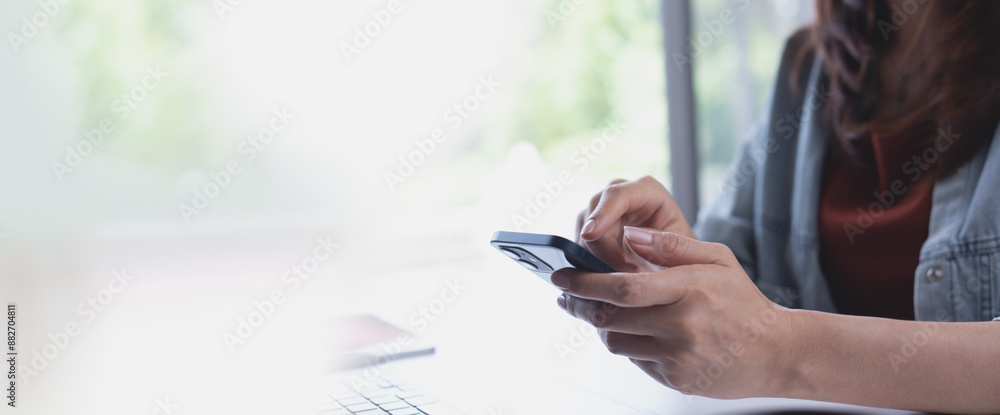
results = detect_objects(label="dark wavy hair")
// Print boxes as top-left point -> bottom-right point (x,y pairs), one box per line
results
802,0 -> 1000,178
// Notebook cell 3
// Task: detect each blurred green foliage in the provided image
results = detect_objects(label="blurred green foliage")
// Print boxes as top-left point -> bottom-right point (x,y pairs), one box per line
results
55,0 -> 219,176
487,0 -> 666,160
47,0 -> 807,210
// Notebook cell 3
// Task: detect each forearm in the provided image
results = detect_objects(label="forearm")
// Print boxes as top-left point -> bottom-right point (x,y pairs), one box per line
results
780,309 -> 1000,413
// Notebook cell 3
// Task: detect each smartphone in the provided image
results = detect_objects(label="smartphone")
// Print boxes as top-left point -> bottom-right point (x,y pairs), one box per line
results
490,231 -> 616,286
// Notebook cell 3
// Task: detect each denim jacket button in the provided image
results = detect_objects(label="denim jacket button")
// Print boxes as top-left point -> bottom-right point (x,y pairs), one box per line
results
926,266 -> 944,283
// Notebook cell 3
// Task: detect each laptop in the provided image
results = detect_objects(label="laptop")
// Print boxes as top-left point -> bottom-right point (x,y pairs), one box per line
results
307,370 -> 656,415
312,315 -> 657,415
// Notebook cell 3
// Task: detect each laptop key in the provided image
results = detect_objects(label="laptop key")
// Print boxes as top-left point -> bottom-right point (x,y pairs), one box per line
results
416,403 -> 462,415
370,395 -> 402,405
395,390 -> 423,400
353,382 -> 384,393
345,402 -> 379,412
337,396 -> 368,407
377,400 -> 412,411
321,375 -> 462,415
403,395 -> 435,406
363,389 -> 392,399
378,387 -> 403,397
330,390 -> 360,401
388,408 -> 422,415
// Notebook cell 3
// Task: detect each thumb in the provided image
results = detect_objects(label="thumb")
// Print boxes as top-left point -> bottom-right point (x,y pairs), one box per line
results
623,226 -> 730,268
621,235 -> 667,273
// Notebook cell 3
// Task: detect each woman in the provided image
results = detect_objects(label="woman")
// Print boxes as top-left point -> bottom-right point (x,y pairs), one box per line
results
553,0 -> 1000,412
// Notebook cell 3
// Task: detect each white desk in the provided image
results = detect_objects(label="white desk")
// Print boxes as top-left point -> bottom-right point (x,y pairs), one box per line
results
2,223 -> 923,415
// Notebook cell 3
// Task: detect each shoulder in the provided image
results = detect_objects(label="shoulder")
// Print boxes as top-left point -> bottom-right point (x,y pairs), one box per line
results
782,27 -> 814,64
773,27 -> 819,107
748,27 -> 824,155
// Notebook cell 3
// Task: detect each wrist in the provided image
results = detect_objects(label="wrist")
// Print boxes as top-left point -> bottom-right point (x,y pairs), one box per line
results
764,305 -> 821,399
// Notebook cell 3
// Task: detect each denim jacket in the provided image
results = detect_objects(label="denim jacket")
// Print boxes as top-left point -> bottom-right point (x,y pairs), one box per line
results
694,31 -> 1000,323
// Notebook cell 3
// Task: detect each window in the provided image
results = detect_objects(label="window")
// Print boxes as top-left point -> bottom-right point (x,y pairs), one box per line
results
689,0 -> 814,208
1,0 -> 813,285
2,0 -> 670,275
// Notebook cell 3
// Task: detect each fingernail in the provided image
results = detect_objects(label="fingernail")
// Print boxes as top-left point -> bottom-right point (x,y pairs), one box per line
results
557,295 -> 567,309
550,271 -> 570,290
624,226 -> 653,245
582,219 -> 597,235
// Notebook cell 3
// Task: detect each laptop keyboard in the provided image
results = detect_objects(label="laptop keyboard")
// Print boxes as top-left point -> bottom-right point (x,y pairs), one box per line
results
310,374 -> 462,415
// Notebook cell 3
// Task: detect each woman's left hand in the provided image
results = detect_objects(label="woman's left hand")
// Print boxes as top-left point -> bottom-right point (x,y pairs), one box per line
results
552,226 -> 799,399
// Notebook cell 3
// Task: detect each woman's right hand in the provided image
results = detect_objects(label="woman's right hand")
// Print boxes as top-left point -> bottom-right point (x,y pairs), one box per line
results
576,176 -> 696,272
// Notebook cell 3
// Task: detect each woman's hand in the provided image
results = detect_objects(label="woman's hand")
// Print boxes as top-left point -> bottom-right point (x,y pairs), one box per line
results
552,227 -> 797,398
576,176 -> 695,273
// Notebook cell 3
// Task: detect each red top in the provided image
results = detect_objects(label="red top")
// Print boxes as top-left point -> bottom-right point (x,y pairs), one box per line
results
818,134 -> 933,320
